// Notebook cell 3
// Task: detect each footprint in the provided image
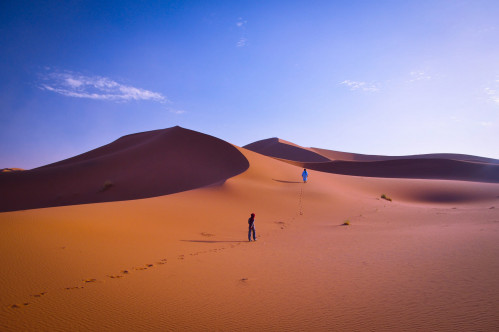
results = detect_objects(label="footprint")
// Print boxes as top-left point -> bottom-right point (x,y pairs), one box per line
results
83,278 -> 97,283
134,267 -> 147,271
9,303 -> 29,309
107,275 -> 124,279
201,232 -> 215,237
178,255 -> 184,260
275,221 -> 286,229
121,270 -> 129,274
146,264 -> 154,268
30,292 -> 47,298
274,221 -> 287,229
65,286 -> 84,290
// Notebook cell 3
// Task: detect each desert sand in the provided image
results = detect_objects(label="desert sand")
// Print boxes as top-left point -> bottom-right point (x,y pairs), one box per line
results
1,127 -> 498,331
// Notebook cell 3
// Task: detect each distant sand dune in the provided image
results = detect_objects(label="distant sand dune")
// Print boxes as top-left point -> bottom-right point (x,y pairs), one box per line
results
245,137 -> 499,183
0,126 -> 249,212
244,138 -> 330,162
289,158 -> 499,183
310,147 -> 499,163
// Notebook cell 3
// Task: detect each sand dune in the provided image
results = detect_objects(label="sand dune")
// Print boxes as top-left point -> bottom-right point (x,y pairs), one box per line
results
1,128 -> 498,331
311,146 -> 499,163
245,137 -> 499,183
245,137 -> 499,164
244,137 -> 330,162
0,126 -> 249,212
288,158 -> 499,183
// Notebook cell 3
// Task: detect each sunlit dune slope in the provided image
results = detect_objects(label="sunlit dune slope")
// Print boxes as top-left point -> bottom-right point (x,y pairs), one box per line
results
0,126 -> 249,212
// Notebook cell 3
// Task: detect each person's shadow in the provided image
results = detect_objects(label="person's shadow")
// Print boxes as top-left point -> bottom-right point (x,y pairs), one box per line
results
272,179 -> 302,184
181,240 -> 247,243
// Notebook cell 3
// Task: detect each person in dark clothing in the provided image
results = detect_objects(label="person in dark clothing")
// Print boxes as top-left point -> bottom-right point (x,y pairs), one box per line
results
248,213 -> 256,241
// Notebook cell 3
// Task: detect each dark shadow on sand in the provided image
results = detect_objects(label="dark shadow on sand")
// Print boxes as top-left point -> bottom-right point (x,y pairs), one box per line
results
181,240 -> 247,243
272,179 -> 302,184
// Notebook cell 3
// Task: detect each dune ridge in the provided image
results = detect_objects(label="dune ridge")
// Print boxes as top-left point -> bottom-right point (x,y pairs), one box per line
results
310,147 -> 499,163
0,126 -> 249,212
245,137 -> 499,183
243,138 -> 330,162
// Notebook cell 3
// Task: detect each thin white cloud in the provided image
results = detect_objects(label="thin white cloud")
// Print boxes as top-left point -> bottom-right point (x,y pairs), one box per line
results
236,17 -> 247,28
485,84 -> 499,105
235,17 -> 248,47
167,108 -> 186,115
340,80 -> 379,92
39,70 -> 166,103
236,37 -> 248,47
409,71 -> 431,82
479,121 -> 493,127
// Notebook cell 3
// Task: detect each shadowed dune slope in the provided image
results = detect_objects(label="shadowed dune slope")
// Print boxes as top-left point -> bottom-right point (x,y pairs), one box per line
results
287,158 -> 499,183
0,126 -> 249,212
243,138 -> 330,162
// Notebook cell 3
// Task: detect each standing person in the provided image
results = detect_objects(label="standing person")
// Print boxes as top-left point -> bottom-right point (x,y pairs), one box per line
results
248,213 -> 256,241
302,169 -> 309,183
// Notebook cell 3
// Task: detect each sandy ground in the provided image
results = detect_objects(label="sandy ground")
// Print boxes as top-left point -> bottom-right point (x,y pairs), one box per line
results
1,132 -> 498,331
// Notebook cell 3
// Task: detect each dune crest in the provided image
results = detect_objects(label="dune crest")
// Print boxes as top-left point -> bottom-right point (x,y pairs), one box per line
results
243,138 -> 330,162
0,126 -> 249,212
311,147 -> 499,163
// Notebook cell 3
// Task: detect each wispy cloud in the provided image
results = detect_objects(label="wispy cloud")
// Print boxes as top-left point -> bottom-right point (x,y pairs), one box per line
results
485,82 -> 499,105
236,37 -> 248,47
409,71 -> 431,82
236,17 -> 248,47
39,69 -> 166,103
479,121 -> 493,127
340,80 -> 379,92
167,108 -> 186,115
236,17 -> 247,28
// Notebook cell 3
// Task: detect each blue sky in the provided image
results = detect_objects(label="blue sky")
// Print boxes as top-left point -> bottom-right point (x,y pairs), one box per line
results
1,0 -> 499,169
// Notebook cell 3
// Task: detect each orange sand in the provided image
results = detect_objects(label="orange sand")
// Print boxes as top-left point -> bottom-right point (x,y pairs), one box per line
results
1,127 -> 498,331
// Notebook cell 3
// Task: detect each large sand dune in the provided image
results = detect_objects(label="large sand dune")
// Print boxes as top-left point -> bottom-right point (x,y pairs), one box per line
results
0,126 -> 249,212
1,128 -> 498,331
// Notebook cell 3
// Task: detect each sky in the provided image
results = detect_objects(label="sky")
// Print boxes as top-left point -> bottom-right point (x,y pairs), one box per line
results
1,0 -> 499,169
